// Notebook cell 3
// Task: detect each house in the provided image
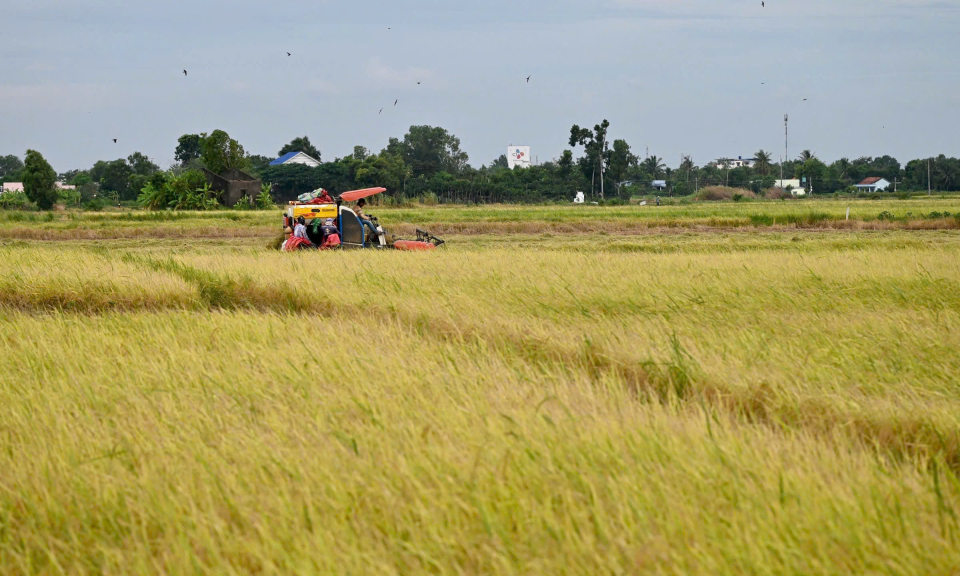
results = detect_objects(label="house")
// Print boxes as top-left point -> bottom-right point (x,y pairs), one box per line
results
2,182 -> 75,194
269,151 -> 321,168
651,180 -> 667,191
772,179 -> 806,197
854,177 -> 890,193
201,169 -> 262,207
716,157 -> 757,170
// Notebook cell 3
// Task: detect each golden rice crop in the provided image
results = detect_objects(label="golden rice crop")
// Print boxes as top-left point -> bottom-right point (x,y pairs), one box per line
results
1,230 -> 959,573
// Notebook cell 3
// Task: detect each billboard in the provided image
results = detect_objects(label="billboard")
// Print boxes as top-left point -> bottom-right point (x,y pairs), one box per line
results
507,146 -> 531,169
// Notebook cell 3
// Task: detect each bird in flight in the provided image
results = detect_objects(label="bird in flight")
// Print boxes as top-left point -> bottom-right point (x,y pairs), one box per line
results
761,1 -> 764,6
112,139 -> 117,143
394,99 -> 398,106
183,70 -> 187,76
379,108 -> 383,115
803,98 -> 808,101
286,52 -> 291,56
526,75 -> 531,83
417,81 -> 421,85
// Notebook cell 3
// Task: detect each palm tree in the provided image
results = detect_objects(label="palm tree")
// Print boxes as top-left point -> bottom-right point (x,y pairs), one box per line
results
832,157 -> 851,181
798,150 -> 816,163
642,155 -> 666,179
679,155 -> 695,181
754,150 -> 772,175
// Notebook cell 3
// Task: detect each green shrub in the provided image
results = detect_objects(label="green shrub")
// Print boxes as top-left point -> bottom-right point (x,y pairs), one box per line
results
256,184 -> 274,209
0,191 -> 31,210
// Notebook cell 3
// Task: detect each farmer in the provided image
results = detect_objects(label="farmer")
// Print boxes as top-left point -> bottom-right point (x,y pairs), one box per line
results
293,216 -> 313,245
656,196 -> 661,206
320,218 -> 341,249
354,198 -> 379,240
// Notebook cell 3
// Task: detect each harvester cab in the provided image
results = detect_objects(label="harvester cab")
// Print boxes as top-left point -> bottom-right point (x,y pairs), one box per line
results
281,187 -> 444,251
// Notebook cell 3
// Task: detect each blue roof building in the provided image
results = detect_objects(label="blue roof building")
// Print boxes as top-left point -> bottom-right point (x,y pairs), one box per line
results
269,151 -> 321,167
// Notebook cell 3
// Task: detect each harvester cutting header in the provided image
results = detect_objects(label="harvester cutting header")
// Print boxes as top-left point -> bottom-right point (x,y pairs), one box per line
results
281,187 -> 444,252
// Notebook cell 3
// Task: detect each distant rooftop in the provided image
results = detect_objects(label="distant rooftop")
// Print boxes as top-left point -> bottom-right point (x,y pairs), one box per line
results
269,152 -> 302,166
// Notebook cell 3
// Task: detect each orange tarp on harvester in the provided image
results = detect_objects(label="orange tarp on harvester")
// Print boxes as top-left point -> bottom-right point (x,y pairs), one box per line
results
340,188 -> 386,201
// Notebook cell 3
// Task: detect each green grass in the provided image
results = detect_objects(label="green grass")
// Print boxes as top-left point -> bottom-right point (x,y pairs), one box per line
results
1,225 -> 960,573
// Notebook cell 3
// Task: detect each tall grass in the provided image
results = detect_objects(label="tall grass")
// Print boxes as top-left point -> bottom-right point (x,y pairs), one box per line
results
1,311 -> 958,573
2,236 -> 960,572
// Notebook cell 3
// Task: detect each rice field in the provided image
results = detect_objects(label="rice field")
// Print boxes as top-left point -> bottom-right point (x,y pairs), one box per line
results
1,196 -> 960,241
1,202 -> 959,573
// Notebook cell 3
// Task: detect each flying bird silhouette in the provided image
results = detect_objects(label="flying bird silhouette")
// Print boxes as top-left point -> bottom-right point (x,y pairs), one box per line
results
526,75 -> 531,83
761,1 -> 764,6
183,70 -> 187,76
112,139 -> 117,143
379,108 -> 383,114
286,52 -> 291,56
417,81 -> 421,85
394,99 -> 398,106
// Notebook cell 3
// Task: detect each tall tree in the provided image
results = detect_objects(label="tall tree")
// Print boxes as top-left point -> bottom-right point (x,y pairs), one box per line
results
90,159 -> 135,200
608,139 -> 637,195
246,155 -> 274,176
386,126 -> 469,178
175,134 -> 205,165
831,157 -> 851,180
558,150 -> 574,180
491,154 -> 509,170
0,154 -> 24,182
569,119 -> 610,197
754,150 -> 772,175
798,150 -> 816,163
202,130 -> 249,174
127,152 -> 159,176
278,136 -> 322,162
641,155 -> 666,179
22,149 -> 58,210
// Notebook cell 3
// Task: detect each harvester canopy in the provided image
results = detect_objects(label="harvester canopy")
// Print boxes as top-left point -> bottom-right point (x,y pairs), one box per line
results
340,188 -> 386,202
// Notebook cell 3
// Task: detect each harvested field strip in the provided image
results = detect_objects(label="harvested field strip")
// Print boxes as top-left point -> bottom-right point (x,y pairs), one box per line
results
0,225 -> 269,241
4,217 -> 960,242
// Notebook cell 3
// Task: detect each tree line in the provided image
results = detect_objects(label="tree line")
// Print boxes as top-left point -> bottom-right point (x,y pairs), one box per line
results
2,120 -> 959,209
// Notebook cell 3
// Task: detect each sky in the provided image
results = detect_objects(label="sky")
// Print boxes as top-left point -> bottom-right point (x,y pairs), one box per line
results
2,0 -> 959,173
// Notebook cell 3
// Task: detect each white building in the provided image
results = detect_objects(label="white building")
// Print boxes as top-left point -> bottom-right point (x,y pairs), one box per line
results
854,177 -> 890,193
269,151 -> 321,168
771,179 -> 806,197
1,182 -> 75,194
716,157 -> 757,169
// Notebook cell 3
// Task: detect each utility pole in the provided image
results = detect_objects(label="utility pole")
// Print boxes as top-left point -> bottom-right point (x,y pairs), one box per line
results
779,155 -> 784,187
784,114 -> 789,165
600,134 -> 606,200
928,159 -> 932,195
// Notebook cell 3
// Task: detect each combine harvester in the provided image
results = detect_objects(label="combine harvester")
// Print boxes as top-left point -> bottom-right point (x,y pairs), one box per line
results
281,187 -> 444,251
